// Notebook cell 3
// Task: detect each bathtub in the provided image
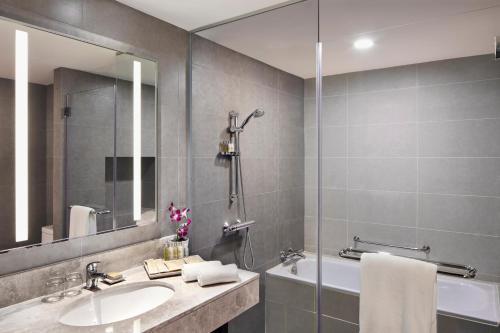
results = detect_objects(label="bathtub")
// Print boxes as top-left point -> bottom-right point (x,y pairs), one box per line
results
266,253 -> 500,328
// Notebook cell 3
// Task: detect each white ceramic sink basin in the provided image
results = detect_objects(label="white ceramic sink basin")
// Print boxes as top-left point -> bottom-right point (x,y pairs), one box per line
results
59,281 -> 175,327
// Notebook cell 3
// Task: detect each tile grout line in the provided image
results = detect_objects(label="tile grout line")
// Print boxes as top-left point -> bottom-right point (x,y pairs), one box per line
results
303,115 -> 500,130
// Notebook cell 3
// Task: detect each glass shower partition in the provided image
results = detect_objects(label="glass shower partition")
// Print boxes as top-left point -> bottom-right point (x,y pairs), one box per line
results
189,1 -> 320,332
318,1 -> 500,331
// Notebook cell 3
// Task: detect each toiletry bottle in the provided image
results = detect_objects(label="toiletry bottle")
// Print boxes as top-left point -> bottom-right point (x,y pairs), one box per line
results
167,243 -> 175,261
163,243 -> 170,261
163,240 -> 171,260
177,242 -> 184,259
183,242 -> 189,257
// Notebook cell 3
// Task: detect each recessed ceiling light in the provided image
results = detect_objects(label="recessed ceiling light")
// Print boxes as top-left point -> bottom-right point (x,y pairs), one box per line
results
354,38 -> 374,50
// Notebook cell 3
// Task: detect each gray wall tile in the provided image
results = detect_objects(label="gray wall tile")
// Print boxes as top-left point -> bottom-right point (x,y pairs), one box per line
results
348,88 -> 417,125
304,96 -> 348,129
418,55 -> 500,86
322,157 -> 347,189
279,158 -> 304,191
266,275 -> 316,312
323,189 -> 347,220
321,289 -> 359,324
419,158 -> 500,196
322,218 -> 348,254
323,126 -> 347,157
323,74 -> 347,97
418,79 -> 500,121
348,123 -> 417,157
348,64 -> 416,94
348,158 -> 417,192
420,119 -> 500,157
305,188 -> 346,220
419,194 -> 500,236
348,190 -> 417,227
265,301 -> 286,333
286,307 -> 315,333
278,71 -> 304,97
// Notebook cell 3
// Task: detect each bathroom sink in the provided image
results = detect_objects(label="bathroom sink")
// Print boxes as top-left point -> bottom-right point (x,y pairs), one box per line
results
59,281 -> 175,327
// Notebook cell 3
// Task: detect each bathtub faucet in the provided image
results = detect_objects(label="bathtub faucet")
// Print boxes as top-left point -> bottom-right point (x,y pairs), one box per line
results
280,248 -> 305,265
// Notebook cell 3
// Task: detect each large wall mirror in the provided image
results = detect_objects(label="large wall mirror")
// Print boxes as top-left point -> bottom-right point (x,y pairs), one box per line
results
0,18 -> 157,252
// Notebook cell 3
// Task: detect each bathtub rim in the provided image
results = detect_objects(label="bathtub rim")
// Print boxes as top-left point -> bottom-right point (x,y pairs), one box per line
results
266,252 -> 500,327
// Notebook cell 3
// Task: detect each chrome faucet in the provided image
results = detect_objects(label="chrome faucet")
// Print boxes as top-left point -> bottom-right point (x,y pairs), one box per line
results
280,248 -> 305,265
85,261 -> 106,289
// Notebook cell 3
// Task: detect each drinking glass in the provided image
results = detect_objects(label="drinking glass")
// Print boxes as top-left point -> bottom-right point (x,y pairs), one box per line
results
42,276 -> 65,303
64,272 -> 83,297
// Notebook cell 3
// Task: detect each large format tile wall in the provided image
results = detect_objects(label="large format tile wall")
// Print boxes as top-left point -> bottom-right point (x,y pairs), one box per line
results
191,35 -> 304,333
0,0 -> 187,273
305,54 -> 500,281
53,68 -> 116,238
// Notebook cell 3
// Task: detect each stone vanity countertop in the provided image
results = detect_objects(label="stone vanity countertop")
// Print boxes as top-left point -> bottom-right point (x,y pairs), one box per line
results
0,265 -> 259,333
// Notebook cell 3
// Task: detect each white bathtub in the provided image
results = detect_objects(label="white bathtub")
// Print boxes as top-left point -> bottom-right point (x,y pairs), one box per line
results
266,253 -> 500,326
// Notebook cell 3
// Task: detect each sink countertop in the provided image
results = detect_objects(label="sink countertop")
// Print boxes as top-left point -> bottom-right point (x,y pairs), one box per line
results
0,265 -> 259,333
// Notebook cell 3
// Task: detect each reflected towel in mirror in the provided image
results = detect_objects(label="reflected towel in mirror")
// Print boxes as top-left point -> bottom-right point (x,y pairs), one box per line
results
69,205 -> 96,238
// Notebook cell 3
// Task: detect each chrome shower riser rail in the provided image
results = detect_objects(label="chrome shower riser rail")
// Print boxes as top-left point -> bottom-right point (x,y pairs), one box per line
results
353,236 -> 431,254
339,247 -> 477,279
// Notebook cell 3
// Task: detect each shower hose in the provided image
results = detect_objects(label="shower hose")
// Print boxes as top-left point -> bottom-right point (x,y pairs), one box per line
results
238,153 -> 255,271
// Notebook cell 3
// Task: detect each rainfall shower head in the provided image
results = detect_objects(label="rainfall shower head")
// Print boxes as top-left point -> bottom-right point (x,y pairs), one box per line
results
240,108 -> 265,129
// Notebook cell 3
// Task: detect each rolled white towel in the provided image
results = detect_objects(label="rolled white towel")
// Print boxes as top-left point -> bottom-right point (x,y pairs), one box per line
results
197,264 -> 239,287
182,261 -> 222,282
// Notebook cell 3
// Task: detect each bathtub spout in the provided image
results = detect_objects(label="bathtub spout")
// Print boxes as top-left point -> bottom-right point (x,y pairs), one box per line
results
280,248 -> 305,265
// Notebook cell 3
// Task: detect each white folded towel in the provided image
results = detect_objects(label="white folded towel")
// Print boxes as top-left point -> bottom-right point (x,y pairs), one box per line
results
360,253 -> 437,333
69,205 -> 96,238
197,264 -> 239,287
181,261 -> 222,282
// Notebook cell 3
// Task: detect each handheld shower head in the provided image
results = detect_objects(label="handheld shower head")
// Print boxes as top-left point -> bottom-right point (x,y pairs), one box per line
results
253,108 -> 265,118
240,108 -> 265,129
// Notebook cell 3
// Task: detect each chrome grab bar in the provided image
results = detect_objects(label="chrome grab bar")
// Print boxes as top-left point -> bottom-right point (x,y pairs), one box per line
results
353,236 -> 430,254
339,247 -> 477,279
69,205 -> 111,215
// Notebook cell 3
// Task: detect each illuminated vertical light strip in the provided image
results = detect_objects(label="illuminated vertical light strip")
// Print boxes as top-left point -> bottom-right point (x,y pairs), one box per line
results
15,30 -> 28,242
133,60 -> 141,221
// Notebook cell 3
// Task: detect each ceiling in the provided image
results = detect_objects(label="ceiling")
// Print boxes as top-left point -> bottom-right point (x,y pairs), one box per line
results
115,0 -> 290,31
0,20 -> 156,86
198,0 -> 500,78
118,0 -> 500,79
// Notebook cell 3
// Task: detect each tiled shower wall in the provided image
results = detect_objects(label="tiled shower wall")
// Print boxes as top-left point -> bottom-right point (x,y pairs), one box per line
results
305,54 -> 500,281
191,35 -> 304,332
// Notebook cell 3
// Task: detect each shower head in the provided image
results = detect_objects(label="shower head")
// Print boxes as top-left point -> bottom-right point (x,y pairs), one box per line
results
240,108 -> 265,129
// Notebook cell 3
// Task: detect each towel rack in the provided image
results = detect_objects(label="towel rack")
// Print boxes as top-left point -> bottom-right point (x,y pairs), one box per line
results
353,236 -> 431,254
339,247 -> 477,279
68,205 -> 111,215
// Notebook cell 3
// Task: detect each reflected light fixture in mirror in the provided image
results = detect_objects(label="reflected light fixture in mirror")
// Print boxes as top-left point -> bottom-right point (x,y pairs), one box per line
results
15,29 -> 28,242
353,38 -> 374,50
133,60 -> 141,221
